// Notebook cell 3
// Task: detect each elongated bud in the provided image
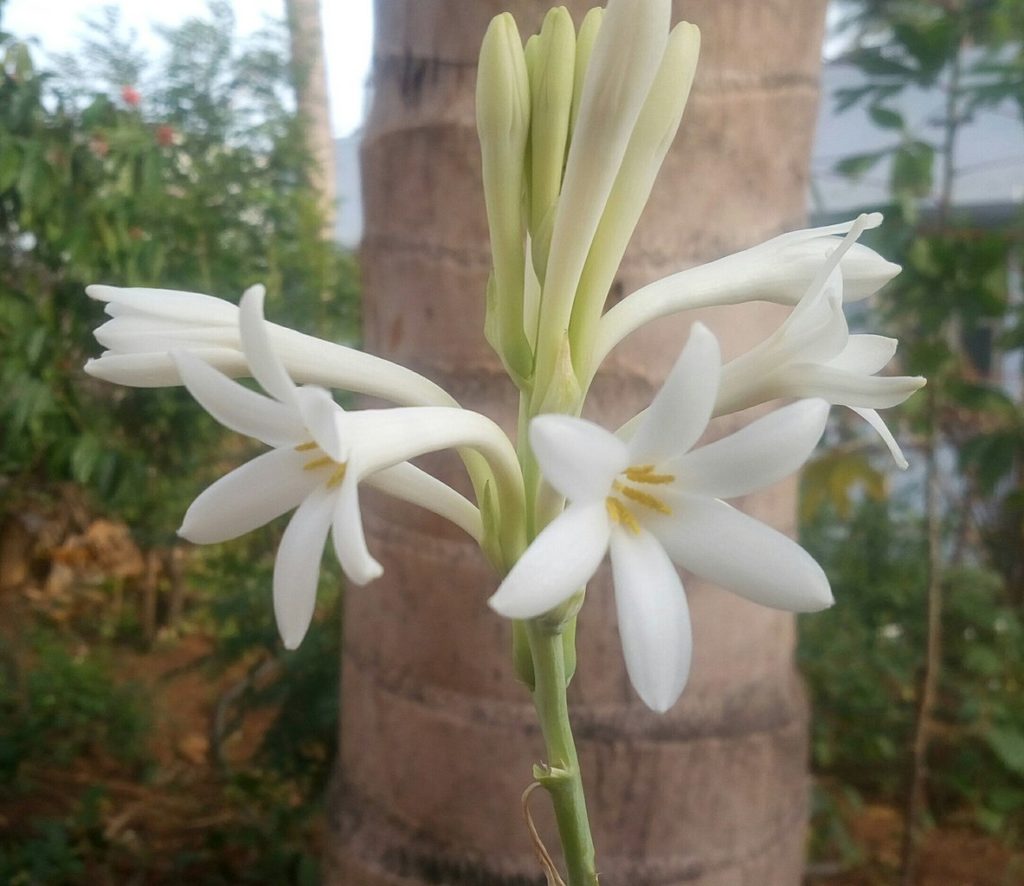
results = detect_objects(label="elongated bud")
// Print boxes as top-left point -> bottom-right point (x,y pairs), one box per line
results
528,7 -> 576,237
532,0 -> 671,400
569,8 -> 604,134
477,13 -> 533,382
570,22 -> 701,371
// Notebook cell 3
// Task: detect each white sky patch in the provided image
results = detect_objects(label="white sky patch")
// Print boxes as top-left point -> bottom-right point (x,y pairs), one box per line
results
3,0 -> 373,137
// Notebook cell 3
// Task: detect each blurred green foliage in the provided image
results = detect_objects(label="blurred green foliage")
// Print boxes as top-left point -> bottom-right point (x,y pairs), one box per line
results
0,3 -> 354,881
803,0 -> 1024,869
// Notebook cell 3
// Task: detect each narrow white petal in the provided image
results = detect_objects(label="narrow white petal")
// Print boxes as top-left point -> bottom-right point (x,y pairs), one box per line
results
530,415 -> 629,503
174,350 -> 304,447
852,406 -> 910,470
86,285 -> 239,324
94,316 -> 238,352
777,364 -> 926,409
178,448 -> 321,543
784,270 -> 849,363
331,467 -> 383,586
238,285 -> 299,407
609,527 -> 691,712
274,487 -> 335,649
668,399 -> 829,500
827,335 -> 898,374
365,462 -> 483,542
650,495 -> 833,612
85,348 -> 248,387
628,322 -> 720,463
295,386 -> 348,462
488,503 -> 610,619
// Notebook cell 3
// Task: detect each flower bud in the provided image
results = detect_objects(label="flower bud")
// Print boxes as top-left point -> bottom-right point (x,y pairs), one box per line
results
477,13 -> 533,381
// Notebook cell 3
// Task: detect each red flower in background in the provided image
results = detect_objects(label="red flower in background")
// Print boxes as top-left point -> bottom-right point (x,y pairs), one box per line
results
155,125 -> 176,147
121,85 -> 141,107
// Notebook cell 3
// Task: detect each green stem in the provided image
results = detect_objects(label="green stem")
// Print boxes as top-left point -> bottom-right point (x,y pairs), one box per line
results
526,619 -> 598,886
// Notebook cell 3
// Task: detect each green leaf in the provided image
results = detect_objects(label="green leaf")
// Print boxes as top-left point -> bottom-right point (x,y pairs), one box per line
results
890,141 -> 934,197
835,151 -> 884,179
868,105 -> 904,130
985,727 -> 1024,777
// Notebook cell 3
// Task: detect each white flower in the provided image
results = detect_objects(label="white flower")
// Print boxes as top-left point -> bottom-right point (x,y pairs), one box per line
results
589,213 -> 902,377
714,215 -> 925,468
488,323 -> 833,712
175,287 -> 521,649
85,284 -> 454,407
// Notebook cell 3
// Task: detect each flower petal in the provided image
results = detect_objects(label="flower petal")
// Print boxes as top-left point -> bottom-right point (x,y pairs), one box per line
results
331,465 -> 383,586
85,348 -> 249,387
488,502 -> 610,619
178,447 -> 321,543
609,527 -> 691,712
273,486 -> 335,649
365,462 -> 483,542
86,285 -> 239,324
827,335 -> 898,374
668,399 -> 829,500
852,406 -> 910,470
628,321 -> 720,464
238,285 -> 299,407
173,350 -> 304,447
777,364 -> 926,409
650,495 -> 833,612
94,315 -> 238,352
295,386 -> 348,462
530,415 -> 629,503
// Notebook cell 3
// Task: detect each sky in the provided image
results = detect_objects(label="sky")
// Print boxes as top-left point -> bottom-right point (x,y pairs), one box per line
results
2,0 -> 373,137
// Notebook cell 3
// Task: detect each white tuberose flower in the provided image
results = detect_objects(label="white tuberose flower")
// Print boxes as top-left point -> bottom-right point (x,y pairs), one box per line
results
176,287 -> 512,650
488,324 -> 833,712
85,284 -> 454,407
715,215 -> 925,469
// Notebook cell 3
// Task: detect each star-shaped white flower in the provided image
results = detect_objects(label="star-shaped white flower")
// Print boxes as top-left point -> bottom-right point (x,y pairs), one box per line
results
715,215 -> 925,468
175,286 -> 514,649
488,323 -> 833,712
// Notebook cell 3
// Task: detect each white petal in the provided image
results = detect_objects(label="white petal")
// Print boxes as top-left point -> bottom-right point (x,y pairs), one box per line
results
86,285 -> 239,324
852,406 -> 910,470
488,502 -> 610,619
85,348 -> 248,387
331,465 -> 383,586
295,386 -> 348,462
650,495 -> 833,612
827,335 -> 898,374
94,315 -> 238,352
273,486 -> 335,649
628,322 -> 720,463
609,527 -> 691,712
178,448 -> 321,543
365,462 -> 483,542
238,285 -> 299,407
530,415 -> 629,503
174,350 -> 304,447
783,270 -> 849,363
777,364 -> 926,409
668,399 -> 829,499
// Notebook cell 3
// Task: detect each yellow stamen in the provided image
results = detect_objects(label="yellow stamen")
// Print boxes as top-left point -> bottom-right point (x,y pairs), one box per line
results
615,482 -> 671,515
625,465 -> 674,485
295,441 -> 318,452
303,455 -> 334,471
605,497 -> 640,534
326,463 -> 348,488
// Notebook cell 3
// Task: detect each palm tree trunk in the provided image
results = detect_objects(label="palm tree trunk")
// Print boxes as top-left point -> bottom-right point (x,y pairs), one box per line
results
327,2 -> 829,882
285,0 -> 336,237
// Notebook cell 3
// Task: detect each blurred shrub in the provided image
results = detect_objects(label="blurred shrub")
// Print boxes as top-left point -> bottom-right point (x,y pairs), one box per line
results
801,495 -> 1024,838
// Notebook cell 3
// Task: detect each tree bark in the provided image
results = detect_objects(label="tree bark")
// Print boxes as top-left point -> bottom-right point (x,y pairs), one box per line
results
285,0 -> 337,237
328,2 -> 829,883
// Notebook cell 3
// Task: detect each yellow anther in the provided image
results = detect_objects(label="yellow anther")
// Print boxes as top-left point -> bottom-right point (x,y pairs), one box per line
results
605,497 -> 640,534
295,441 -> 318,452
326,463 -> 348,489
303,455 -> 334,471
615,482 -> 671,515
625,465 -> 674,485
